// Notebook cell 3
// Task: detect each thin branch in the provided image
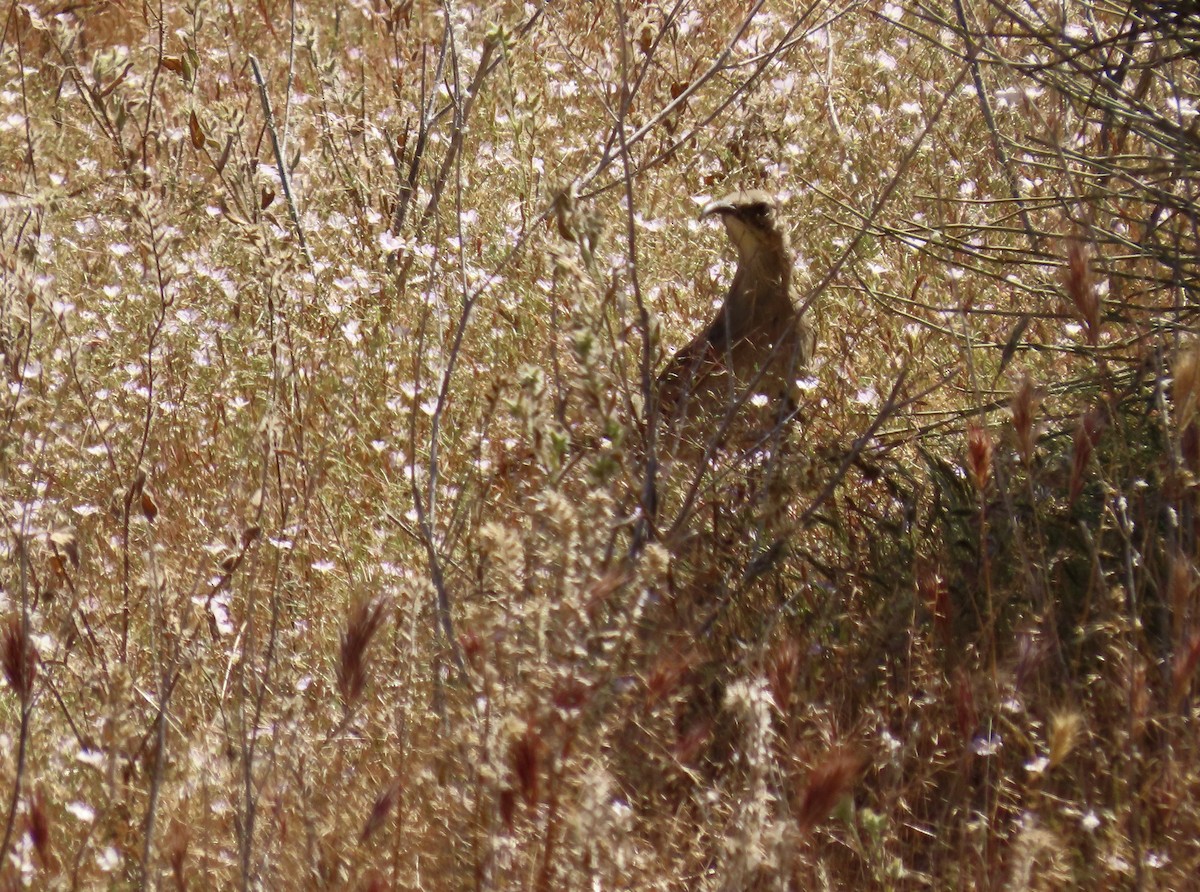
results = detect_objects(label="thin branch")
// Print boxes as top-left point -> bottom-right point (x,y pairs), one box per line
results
249,55 -> 314,272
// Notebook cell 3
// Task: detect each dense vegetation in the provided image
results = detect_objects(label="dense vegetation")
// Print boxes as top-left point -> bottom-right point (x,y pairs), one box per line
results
1,0 -> 1197,887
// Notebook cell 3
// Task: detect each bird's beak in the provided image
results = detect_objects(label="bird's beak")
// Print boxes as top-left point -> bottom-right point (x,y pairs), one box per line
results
700,198 -> 736,219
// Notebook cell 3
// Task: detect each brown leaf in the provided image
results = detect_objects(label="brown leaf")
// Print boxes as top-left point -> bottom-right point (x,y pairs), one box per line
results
189,110 -> 205,149
141,488 -> 159,523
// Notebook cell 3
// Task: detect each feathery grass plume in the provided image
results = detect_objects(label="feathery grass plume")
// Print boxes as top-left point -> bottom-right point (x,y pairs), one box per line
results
360,779 -> 402,842
766,639 -> 800,715
1010,377 -> 1040,466
510,718 -> 544,810
1,615 -> 37,700
1068,408 -> 1106,506
794,748 -> 866,835
1063,240 -> 1099,345
966,422 -> 993,492
1047,712 -> 1082,769
336,597 -> 389,709
26,788 -> 53,871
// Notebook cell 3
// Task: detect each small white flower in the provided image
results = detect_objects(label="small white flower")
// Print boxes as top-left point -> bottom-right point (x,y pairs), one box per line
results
66,802 -> 96,823
97,846 -> 121,872
971,732 -> 1002,756
854,387 -> 878,407
1025,755 -> 1050,775
77,749 -> 105,768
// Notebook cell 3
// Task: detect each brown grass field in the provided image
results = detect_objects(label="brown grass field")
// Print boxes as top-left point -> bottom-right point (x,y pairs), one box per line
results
1,0 -> 1198,887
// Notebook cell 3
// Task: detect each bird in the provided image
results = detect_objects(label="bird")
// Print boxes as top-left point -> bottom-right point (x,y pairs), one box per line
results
656,189 -> 813,449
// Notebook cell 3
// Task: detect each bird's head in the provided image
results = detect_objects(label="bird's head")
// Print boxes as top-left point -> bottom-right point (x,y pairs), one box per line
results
701,190 -> 789,266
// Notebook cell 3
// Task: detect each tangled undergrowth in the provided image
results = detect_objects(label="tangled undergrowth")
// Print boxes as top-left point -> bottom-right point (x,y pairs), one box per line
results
1,0 -> 1197,888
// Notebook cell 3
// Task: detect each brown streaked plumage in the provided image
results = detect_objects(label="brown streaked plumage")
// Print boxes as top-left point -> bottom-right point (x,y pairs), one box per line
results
657,190 -> 812,442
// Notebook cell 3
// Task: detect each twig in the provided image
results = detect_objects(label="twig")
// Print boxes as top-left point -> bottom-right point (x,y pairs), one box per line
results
249,55 -> 314,272
611,0 -> 660,553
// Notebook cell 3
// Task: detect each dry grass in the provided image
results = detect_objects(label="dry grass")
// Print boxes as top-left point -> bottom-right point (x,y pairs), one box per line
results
1,0 -> 1198,888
